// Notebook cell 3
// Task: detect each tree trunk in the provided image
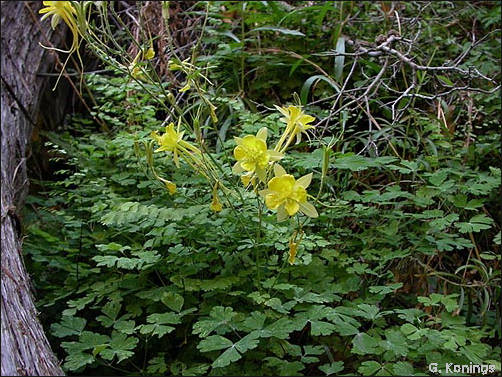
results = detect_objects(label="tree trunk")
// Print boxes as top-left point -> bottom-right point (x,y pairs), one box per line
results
1,2 -> 66,375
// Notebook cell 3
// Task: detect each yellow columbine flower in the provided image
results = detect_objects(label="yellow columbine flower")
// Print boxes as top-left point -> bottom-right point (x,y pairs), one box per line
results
259,164 -> 318,222
288,239 -> 298,265
144,46 -> 155,60
130,65 -> 144,80
179,82 -> 191,93
233,127 -> 283,182
39,1 -> 79,53
151,123 -> 197,167
210,183 -> 223,212
274,105 -> 315,151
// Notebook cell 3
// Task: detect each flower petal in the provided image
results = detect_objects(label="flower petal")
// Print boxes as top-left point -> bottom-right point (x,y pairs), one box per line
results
299,201 -> 318,218
258,189 -> 270,197
256,127 -> 268,142
268,175 -> 295,192
296,173 -> 312,188
255,166 -> 267,182
234,145 -> 246,160
232,161 -> 244,174
274,105 -> 290,118
276,206 -> 289,222
268,150 -> 283,161
241,160 -> 256,172
265,193 -> 282,210
273,164 -> 287,177
284,199 -> 300,216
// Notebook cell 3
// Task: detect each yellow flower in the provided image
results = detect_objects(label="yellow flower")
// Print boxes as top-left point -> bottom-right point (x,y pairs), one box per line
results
233,128 -> 283,182
39,1 -> 79,53
179,82 -> 191,92
130,64 -> 144,80
288,239 -> 298,265
151,123 -> 203,171
274,105 -> 315,151
259,164 -> 318,222
240,172 -> 256,188
144,46 -> 155,60
151,123 -> 185,167
210,183 -> 223,212
165,180 -> 176,195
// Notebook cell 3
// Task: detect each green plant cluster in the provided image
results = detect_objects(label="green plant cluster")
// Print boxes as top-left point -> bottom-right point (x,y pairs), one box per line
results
24,1 -> 500,376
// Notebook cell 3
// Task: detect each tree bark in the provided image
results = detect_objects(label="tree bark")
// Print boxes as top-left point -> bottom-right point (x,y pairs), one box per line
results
1,2 -> 66,375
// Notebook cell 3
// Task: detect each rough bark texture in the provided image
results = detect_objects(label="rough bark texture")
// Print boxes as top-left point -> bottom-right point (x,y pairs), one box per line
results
1,2 -> 65,375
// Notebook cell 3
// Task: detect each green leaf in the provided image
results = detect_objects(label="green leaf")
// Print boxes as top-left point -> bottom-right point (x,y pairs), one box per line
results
380,329 -> 409,357
369,283 -> 403,296
456,214 -> 493,233
332,154 -> 372,171
334,37 -> 345,82
325,309 -> 361,336
139,323 -> 175,338
319,361 -> 344,375
351,333 -> 379,355
234,331 -> 261,353
250,26 -> 305,36
114,320 -> 135,335
393,361 -> 414,376
428,169 -> 449,186
212,346 -> 240,368
182,364 -> 210,376
301,75 -> 340,104
160,291 -> 184,312
197,335 -> 233,352
266,317 -> 304,339
100,331 -> 138,362
63,352 -> 94,371
96,301 -> 121,327
241,311 -> 267,331
265,357 -> 305,376
193,306 -> 236,338
203,331 -> 262,369
51,316 -> 86,338
358,360 -> 381,375
147,312 -> 181,325
494,231 -> 501,245
310,320 -> 337,336
354,304 -> 380,320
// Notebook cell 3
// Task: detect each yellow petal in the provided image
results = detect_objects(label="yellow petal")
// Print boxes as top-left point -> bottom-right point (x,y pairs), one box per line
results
284,199 -> 300,216
144,46 -> 155,60
210,193 -> 223,213
242,135 -> 267,152
259,189 -> 271,197
288,241 -> 298,265
268,175 -> 294,192
296,173 -> 312,188
299,201 -> 318,218
234,145 -> 246,160
265,193 -> 283,210
276,206 -> 289,222
165,181 -> 176,195
268,150 -> 283,161
273,164 -> 287,177
291,186 -> 307,203
255,166 -> 266,182
256,127 -> 268,142
274,105 -> 290,118
241,160 -> 256,172
232,161 -> 244,174
180,83 -> 190,92
299,114 -> 315,126
241,173 -> 253,187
